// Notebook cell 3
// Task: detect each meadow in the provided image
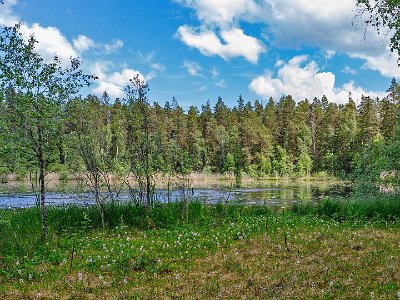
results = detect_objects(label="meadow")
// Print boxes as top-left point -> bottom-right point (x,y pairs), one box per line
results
0,197 -> 399,299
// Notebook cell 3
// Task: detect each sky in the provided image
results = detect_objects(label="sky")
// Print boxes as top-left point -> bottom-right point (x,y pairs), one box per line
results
0,0 -> 399,109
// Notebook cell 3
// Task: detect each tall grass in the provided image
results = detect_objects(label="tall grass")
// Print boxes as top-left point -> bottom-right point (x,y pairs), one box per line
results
292,195 -> 400,222
0,202 -> 270,260
1,195 -> 399,266
45,201 -> 269,232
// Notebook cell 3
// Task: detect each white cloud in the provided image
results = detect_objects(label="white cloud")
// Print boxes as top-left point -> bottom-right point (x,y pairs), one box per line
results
211,67 -> 219,79
325,50 -> 336,59
145,71 -> 157,81
215,79 -> 226,88
174,0 -> 263,26
174,0 -> 399,78
72,35 -> 123,54
275,60 -> 284,67
0,1 -> 77,63
183,59 -> 202,76
0,0 -> 18,26
249,55 -> 386,104
73,35 -> 96,52
20,23 -> 78,63
103,39 -> 123,53
137,51 -> 155,64
341,65 -> 358,75
150,63 -> 166,72
261,0 -> 399,78
144,63 -> 165,81
176,25 -> 266,63
351,51 -> 400,78
90,61 -> 146,99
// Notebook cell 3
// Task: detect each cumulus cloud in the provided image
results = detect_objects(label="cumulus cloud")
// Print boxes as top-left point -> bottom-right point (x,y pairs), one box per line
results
73,35 -> 96,52
183,59 -> 202,76
90,61 -> 146,99
351,51 -> 400,78
174,0 -> 399,78
174,0 -> 263,26
73,35 -> 123,54
249,55 -> 386,104
0,0 -> 19,26
261,0 -> 399,78
20,23 -> 78,63
173,1 -> 267,64
176,26 -> 266,63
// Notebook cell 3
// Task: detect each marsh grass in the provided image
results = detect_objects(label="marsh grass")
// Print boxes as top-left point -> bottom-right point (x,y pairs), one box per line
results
0,202 -> 270,285
0,197 -> 399,299
292,195 -> 400,223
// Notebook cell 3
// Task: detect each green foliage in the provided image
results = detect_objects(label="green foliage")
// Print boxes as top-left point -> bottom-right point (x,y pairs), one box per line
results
357,96 -> 380,146
353,135 -> 390,193
272,145 -> 292,177
0,24 -> 93,238
124,76 -> 162,205
223,152 -> 235,174
259,156 -> 272,176
296,152 -> 312,177
293,196 -> 400,223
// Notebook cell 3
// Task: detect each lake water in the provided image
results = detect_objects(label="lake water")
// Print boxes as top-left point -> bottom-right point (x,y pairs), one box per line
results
0,181 -> 352,209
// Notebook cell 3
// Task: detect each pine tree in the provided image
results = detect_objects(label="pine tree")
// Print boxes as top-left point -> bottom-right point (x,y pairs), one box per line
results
336,97 -> 357,174
276,95 -> 296,157
187,106 -> 204,171
264,97 -> 277,143
358,96 -> 380,146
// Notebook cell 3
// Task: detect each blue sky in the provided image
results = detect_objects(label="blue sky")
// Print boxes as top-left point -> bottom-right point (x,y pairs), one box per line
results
1,0 -> 399,108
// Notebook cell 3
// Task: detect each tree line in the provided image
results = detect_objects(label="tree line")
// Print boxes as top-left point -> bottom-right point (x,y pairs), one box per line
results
5,79 -> 398,180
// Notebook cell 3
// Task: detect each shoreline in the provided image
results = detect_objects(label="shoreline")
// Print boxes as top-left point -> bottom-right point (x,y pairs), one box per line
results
0,171 -> 348,188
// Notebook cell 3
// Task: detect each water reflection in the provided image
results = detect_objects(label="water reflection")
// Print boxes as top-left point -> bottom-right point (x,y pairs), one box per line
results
0,180 -> 352,209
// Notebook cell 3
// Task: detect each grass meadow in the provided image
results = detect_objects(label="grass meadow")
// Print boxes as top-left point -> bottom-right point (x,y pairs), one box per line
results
0,197 -> 399,299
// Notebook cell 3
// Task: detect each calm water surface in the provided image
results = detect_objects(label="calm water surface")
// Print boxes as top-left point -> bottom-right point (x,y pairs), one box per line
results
0,180 -> 352,209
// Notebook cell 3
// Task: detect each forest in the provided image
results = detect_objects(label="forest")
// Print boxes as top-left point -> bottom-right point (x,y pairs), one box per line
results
3,78 -> 400,182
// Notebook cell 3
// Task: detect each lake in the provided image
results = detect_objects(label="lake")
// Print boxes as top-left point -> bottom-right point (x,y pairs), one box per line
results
0,180 -> 352,209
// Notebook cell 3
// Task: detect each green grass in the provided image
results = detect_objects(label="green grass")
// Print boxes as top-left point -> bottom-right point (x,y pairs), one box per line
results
292,195 -> 400,223
0,202 -> 269,257
0,203 -> 270,286
0,197 -> 399,299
